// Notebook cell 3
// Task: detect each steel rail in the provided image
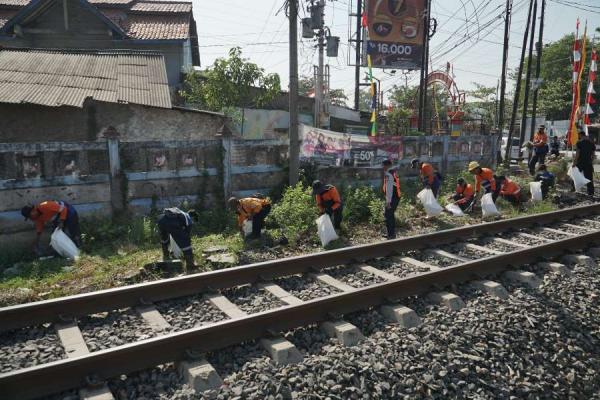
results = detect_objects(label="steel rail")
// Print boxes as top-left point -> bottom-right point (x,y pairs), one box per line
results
0,203 -> 598,333
1,229 -> 599,400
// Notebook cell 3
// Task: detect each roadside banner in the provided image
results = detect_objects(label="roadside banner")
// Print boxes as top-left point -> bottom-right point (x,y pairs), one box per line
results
364,0 -> 426,70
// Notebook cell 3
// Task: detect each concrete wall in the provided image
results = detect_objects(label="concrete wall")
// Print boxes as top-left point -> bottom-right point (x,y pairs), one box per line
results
0,102 -> 224,143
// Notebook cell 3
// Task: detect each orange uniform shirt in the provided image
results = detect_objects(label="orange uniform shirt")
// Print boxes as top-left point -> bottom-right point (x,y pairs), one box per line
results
237,198 -> 271,227
31,201 -> 68,234
455,183 -> 474,205
475,168 -> 496,192
315,186 -> 342,213
533,132 -> 548,148
421,163 -> 434,185
500,178 -> 521,196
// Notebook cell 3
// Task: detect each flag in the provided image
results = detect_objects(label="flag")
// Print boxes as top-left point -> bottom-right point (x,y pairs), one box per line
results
584,49 -> 597,125
366,54 -> 378,136
361,12 -> 368,28
568,22 -> 587,146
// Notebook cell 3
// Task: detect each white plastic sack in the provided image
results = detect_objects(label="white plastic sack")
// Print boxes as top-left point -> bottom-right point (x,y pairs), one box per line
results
316,214 -> 338,247
417,188 -> 443,217
529,181 -> 543,202
481,193 -> 501,217
50,228 -> 79,260
169,235 -> 183,258
568,166 -> 590,191
242,219 -> 253,237
445,203 -> 465,217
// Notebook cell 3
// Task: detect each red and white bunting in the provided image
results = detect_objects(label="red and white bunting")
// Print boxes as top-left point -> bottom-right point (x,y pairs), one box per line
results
584,49 -> 597,125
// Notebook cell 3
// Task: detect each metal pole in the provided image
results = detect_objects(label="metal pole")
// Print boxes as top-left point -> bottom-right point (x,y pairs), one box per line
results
498,0 -> 512,133
315,0 -> 325,128
354,0 -> 362,111
529,0 -> 545,142
417,0 -> 431,132
504,0 -> 535,164
518,0 -> 537,158
421,0 -> 432,133
289,0 -> 299,186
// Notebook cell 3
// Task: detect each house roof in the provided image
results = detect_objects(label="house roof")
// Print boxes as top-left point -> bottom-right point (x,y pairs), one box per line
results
0,48 -> 172,108
0,0 -> 193,40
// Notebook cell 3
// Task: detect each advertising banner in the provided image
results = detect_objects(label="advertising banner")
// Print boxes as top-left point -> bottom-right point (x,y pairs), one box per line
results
300,125 -> 405,167
365,0 -> 425,70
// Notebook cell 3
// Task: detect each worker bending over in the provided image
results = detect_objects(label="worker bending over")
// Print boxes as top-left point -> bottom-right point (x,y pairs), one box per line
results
529,125 -> 549,175
382,160 -> 401,240
468,161 -> 500,202
312,180 -> 343,229
450,178 -> 475,211
497,176 -> 522,206
412,159 -> 442,197
21,200 -> 81,254
157,207 -> 199,269
228,195 -> 272,239
534,164 -> 555,199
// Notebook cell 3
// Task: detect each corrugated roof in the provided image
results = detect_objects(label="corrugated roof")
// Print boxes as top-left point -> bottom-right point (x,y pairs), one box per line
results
0,48 -> 172,109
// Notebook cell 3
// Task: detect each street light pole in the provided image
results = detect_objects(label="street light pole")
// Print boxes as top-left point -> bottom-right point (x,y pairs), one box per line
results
289,0 -> 300,185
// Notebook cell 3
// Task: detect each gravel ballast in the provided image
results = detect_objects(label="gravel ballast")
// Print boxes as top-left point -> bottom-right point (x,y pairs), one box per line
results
155,295 -> 228,331
276,275 -> 341,301
323,265 -> 385,288
0,324 -> 65,373
223,285 -> 286,314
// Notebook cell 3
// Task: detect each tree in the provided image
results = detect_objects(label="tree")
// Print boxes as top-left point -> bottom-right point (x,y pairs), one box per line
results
180,47 -> 281,112
298,76 -> 349,107
389,84 -> 418,110
463,82 -> 497,127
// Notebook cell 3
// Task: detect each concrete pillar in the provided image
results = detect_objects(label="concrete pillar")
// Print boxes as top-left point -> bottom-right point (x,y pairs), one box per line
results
442,136 -> 449,175
103,126 -> 125,213
218,125 -> 232,201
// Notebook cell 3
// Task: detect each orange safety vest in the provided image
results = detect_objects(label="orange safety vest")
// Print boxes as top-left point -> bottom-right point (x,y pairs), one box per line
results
383,169 -> 401,198
500,178 -> 521,196
421,163 -> 434,185
533,132 -> 548,147
30,201 -> 68,234
455,183 -> 474,204
475,168 -> 496,192
237,197 -> 271,227
316,185 -> 342,212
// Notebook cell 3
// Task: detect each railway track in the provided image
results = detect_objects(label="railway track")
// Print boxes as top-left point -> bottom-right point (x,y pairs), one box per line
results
1,203 -> 600,399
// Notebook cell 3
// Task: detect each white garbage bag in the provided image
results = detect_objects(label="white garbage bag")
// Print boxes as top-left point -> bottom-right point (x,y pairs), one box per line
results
481,193 -> 501,217
316,214 -> 338,247
417,188 -> 443,217
445,203 -> 465,217
529,181 -> 543,202
50,228 -> 80,260
242,219 -> 253,237
169,235 -> 183,258
568,166 -> 590,191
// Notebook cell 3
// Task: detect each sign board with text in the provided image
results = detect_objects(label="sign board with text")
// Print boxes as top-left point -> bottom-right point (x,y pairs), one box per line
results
365,0 -> 425,70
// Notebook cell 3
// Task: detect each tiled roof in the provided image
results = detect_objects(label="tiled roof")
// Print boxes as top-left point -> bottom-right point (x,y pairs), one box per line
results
122,14 -> 189,40
0,48 -> 172,108
0,0 -> 193,40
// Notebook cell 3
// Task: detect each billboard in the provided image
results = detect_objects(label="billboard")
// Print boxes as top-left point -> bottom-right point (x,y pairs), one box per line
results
365,0 -> 426,70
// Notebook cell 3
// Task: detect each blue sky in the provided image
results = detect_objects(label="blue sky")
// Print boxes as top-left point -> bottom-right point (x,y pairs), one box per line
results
194,0 -> 598,103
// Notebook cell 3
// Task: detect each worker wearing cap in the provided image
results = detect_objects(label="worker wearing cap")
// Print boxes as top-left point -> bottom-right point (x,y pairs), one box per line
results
382,160 -> 401,239
529,125 -> 549,175
496,176 -> 522,206
228,195 -> 272,239
312,180 -> 343,230
534,164 -> 555,199
157,207 -> 199,269
450,177 -> 475,211
411,159 -> 442,198
468,161 -> 500,202
21,200 -> 81,254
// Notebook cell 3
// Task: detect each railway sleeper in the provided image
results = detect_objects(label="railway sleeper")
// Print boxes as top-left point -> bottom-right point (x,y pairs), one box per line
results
560,254 -> 597,268
502,270 -> 542,289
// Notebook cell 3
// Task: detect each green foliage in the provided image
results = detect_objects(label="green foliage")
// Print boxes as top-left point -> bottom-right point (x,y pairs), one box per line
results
368,198 -> 385,225
342,186 -> 381,225
180,47 -> 281,112
298,76 -> 348,107
386,107 -> 412,136
547,158 -> 569,182
269,183 -> 318,245
389,85 -> 419,110
464,82 -> 497,127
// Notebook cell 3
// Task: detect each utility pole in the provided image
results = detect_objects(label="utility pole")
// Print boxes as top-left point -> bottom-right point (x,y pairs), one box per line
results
289,0 -> 299,185
498,0 -> 512,133
529,0 -> 545,142
518,0 -> 537,158
313,0 -> 325,128
504,0 -> 535,164
418,0 -> 432,133
354,0 -> 362,111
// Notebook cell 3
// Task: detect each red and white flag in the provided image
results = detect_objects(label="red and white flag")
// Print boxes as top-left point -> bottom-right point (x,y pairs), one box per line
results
584,49 -> 597,125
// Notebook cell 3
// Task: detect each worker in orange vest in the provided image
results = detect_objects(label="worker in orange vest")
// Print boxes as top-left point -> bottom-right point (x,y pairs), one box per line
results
411,159 -> 442,197
312,180 -> 343,230
496,176 -> 522,206
449,178 -> 475,211
382,160 -> 401,239
529,125 -> 549,175
228,195 -> 272,239
21,200 -> 81,254
468,161 -> 500,202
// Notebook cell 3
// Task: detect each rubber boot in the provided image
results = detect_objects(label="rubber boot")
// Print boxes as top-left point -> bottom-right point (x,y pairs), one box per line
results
184,251 -> 196,270
161,242 -> 170,262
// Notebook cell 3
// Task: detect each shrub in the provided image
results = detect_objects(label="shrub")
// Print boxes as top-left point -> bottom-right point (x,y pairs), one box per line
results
269,183 -> 317,245
343,186 -> 381,225
368,198 -> 385,225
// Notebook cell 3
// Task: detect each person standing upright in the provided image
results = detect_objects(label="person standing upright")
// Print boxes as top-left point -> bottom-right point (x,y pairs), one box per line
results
382,160 -> 401,240
529,125 -> 549,175
573,130 -> 595,195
